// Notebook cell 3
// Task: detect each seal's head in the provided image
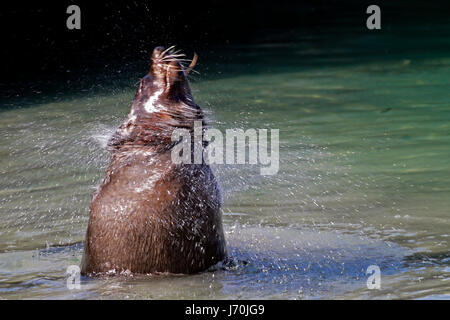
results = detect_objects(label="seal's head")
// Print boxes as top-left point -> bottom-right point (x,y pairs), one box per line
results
150,46 -> 195,92
108,46 -> 202,150
136,46 -> 198,113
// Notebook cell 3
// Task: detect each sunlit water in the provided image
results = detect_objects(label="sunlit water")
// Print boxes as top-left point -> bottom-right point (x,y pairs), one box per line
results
1,25 -> 449,299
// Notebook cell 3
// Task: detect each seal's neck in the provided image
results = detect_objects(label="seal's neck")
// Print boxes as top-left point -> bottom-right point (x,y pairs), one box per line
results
107,77 -> 204,152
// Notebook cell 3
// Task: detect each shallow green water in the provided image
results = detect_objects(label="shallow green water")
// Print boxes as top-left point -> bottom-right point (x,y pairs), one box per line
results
0,25 -> 449,299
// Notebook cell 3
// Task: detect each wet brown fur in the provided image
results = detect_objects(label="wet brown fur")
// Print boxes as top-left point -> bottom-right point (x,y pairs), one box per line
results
81,47 -> 227,275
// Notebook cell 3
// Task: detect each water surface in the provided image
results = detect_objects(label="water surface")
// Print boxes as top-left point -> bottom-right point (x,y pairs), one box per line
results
0,25 -> 449,299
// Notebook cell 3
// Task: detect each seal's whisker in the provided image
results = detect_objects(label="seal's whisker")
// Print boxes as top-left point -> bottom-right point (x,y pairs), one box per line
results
186,70 -> 200,77
163,50 -> 182,55
168,49 -> 182,55
163,54 -> 186,58
160,57 -> 187,64
162,57 -> 186,62
164,57 -> 191,60
160,45 -> 176,56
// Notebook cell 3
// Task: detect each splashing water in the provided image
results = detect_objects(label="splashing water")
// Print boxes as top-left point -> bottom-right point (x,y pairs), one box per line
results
1,25 -> 449,299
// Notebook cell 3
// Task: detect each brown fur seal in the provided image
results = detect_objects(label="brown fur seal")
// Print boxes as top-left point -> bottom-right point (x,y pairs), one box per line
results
81,46 -> 227,275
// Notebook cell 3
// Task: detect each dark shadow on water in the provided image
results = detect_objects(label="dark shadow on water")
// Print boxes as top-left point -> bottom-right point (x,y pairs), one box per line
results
37,241 -> 84,256
1,21 -> 450,112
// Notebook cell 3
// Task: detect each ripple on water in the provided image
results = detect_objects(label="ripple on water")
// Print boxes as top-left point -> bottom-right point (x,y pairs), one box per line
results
0,225 -> 410,299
